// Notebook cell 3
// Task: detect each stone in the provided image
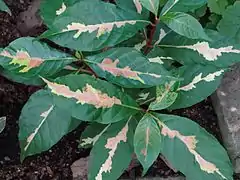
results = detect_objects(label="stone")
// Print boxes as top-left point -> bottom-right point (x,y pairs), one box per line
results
212,63 -> 240,173
71,157 -> 89,180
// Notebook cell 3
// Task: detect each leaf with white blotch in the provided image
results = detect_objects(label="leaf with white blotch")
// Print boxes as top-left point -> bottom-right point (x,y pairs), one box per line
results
161,0 -> 207,15
0,0 -> 11,15
40,0 -> 150,51
134,114 -> 161,175
0,37 -> 76,86
19,90 -> 77,160
40,0 -> 81,25
149,80 -> 178,110
159,30 -> 240,68
0,117 -> 6,133
161,12 -> 210,41
217,2 -> 240,41
151,113 -> 233,180
139,0 -> 159,16
88,118 -> 137,180
85,47 -> 178,88
169,64 -> 225,109
79,123 -> 108,149
44,74 -> 139,124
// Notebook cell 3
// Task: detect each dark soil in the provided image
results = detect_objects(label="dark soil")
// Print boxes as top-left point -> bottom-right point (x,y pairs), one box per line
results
0,0 -> 237,180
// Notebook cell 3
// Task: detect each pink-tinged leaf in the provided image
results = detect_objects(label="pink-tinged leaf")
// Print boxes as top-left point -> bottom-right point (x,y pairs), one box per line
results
133,0 -> 142,14
56,2 -> 67,16
63,20 -> 137,38
42,78 -> 121,108
98,58 -> 144,83
160,123 -> 226,178
96,121 -> 129,180
1,50 -> 43,72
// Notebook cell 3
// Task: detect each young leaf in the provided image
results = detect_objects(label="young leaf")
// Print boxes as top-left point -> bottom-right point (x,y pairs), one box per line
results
0,0 -> 11,15
43,74 -> 139,124
161,12 -> 210,40
149,80 -> 178,110
139,0 -> 159,16
151,113 -> 233,180
85,47 -> 178,88
134,114 -> 162,175
0,37 -> 76,85
161,0 -> 207,15
88,119 -> 136,180
40,0 -> 150,51
217,2 -> 240,41
19,90 -> 75,160
79,123 -> 108,149
159,30 -> 240,68
169,64 -> 225,110
0,116 -> 6,133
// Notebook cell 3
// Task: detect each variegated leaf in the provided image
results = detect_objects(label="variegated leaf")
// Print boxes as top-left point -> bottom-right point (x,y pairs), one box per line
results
44,74 -> 139,124
161,12 -> 210,41
151,113 -> 233,180
79,123 -> 108,149
85,47 -> 178,88
134,114 -> 161,175
159,30 -> 240,68
0,0 -> 11,15
161,0 -> 207,15
139,0 -> 159,16
0,116 -> 6,133
0,37 -> 76,85
19,90 -> 79,160
149,80 -> 178,110
169,64 -> 225,110
40,0 -> 150,51
88,118 -> 136,180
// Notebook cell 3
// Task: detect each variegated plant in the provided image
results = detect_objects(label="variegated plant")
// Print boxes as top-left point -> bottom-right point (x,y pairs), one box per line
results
1,0 -> 240,179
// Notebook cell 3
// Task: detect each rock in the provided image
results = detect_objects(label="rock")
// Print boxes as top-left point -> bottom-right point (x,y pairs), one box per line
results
212,63 -> 240,173
71,157 -> 89,180
17,0 -> 43,36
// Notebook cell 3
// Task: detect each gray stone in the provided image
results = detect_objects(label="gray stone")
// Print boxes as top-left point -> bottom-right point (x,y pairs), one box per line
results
212,63 -> 240,173
71,157 -> 89,180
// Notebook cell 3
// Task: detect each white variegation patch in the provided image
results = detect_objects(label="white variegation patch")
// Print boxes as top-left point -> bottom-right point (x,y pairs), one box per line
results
134,40 -> 146,51
56,2 -> 67,15
175,42 -> 240,61
62,20 -> 137,38
155,29 -> 167,45
137,92 -> 150,102
178,70 -> 224,91
24,105 -> 54,151
149,57 -> 164,64
133,0 -> 142,14
96,122 -> 129,180
160,123 -> 226,178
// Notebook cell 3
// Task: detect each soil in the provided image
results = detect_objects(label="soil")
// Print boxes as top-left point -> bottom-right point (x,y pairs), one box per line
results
0,0 -> 238,180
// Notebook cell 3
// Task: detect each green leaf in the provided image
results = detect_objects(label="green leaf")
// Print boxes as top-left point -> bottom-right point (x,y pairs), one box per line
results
43,74 -> 139,124
0,37 -> 76,86
0,0 -> 11,15
161,0 -> 207,15
88,119 -> 136,180
134,114 -> 161,175
0,116 -> 6,133
161,12 -> 210,40
79,123 -> 108,149
85,47 -> 178,88
40,0 -> 80,25
169,64 -> 225,110
208,0 -> 229,15
217,2 -> 240,42
149,80 -> 178,110
159,30 -> 240,68
151,113 -> 233,180
19,90 -> 74,160
139,0 -> 159,16
40,0 -> 150,51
